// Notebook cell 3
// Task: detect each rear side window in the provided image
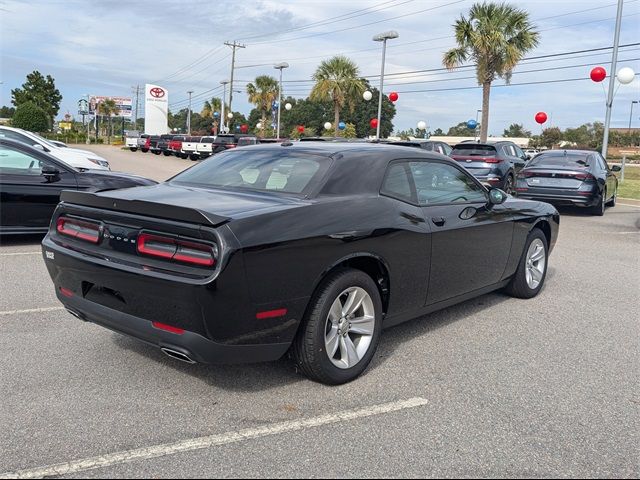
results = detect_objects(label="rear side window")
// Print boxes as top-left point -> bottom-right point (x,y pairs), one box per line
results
451,145 -> 497,156
528,153 -> 592,168
172,150 -> 330,195
237,137 -> 257,146
0,145 -> 46,175
381,163 -> 414,202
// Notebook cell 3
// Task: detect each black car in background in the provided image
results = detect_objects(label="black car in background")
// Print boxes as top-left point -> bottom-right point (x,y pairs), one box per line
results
388,140 -> 453,156
0,139 -> 157,234
516,149 -> 620,216
42,142 -> 558,384
450,141 -> 528,194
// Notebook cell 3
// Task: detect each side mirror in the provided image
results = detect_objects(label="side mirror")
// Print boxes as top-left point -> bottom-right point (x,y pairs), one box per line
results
42,164 -> 59,177
488,188 -> 508,205
32,143 -> 45,151
611,165 -> 622,172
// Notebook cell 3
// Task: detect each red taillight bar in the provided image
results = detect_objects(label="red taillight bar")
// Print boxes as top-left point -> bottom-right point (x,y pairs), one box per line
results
137,233 -> 216,267
152,322 -> 185,335
56,217 -> 101,243
256,309 -> 288,320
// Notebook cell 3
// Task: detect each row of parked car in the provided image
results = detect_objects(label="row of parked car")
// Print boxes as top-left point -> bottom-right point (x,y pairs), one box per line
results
125,133 -> 268,161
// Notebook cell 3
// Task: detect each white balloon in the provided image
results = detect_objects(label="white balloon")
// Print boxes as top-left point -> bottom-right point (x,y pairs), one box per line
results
363,90 -> 373,101
324,122 -> 332,130
285,103 -> 292,111
417,121 -> 427,130
227,112 -> 233,119
256,122 -> 262,129
617,67 -> 636,85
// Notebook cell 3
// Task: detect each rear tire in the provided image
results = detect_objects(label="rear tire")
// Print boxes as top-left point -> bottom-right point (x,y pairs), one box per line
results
292,268 -> 382,385
590,191 -> 606,216
180,153 -> 189,159
189,154 -> 200,161
129,147 -> 137,152
163,151 -> 172,156
141,148 -> 149,153
503,174 -> 515,195
504,228 -> 548,299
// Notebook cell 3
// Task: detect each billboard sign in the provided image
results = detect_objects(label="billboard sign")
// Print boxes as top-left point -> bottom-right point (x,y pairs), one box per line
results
88,96 -> 133,117
144,84 -> 169,135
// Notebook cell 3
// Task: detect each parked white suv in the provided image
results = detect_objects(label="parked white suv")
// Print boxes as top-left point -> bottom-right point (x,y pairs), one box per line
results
0,126 -> 110,170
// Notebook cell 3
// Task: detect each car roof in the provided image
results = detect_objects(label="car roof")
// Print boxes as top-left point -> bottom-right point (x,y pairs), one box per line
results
536,149 -> 596,156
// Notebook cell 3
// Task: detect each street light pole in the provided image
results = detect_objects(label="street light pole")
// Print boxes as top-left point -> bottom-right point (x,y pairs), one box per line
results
187,90 -> 193,135
629,100 -> 638,130
474,109 -> 482,141
373,31 -> 399,141
601,0 -> 624,157
274,62 -> 289,140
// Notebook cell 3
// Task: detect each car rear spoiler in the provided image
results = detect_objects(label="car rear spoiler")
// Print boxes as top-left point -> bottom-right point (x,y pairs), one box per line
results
60,190 -> 230,227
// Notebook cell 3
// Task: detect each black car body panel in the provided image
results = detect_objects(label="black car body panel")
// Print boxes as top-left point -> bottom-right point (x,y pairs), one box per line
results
42,143 -> 559,364
516,149 -> 618,207
0,139 -> 157,234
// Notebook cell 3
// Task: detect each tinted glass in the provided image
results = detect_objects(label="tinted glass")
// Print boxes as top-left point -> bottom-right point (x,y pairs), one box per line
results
527,152 -> 592,168
200,137 -> 215,142
381,163 -> 413,202
0,144 -> 46,175
441,144 -> 453,155
409,162 -> 486,205
215,136 -> 235,144
451,144 -> 497,156
172,150 -> 329,194
237,137 -> 257,146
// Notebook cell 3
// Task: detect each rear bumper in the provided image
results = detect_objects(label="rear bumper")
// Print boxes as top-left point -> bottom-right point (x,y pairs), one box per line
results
59,291 -> 289,364
516,190 -> 599,206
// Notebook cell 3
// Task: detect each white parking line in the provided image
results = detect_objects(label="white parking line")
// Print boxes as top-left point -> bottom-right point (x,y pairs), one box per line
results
1,397 -> 429,479
0,251 -> 41,257
0,307 -> 64,316
618,203 -> 640,208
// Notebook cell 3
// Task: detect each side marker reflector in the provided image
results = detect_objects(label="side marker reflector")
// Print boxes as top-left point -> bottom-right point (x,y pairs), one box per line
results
256,309 -> 288,320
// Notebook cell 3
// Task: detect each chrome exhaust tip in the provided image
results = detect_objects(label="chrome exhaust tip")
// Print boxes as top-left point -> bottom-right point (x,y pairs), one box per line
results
161,347 -> 196,364
66,308 -> 87,321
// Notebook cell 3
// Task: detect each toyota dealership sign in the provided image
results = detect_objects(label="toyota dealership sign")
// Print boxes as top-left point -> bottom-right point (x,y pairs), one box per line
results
144,84 -> 169,135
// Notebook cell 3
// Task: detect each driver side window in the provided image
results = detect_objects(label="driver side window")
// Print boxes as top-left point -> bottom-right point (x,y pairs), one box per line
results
408,161 -> 487,205
0,145 -> 45,175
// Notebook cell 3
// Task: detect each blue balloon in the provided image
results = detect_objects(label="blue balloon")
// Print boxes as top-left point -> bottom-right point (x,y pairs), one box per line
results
213,111 -> 220,118
235,125 -> 240,131
466,119 -> 478,129
338,122 -> 346,130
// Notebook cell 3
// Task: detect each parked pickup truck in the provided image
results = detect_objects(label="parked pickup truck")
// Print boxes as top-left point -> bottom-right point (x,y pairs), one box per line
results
125,131 -> 141,151
148,134 -> 173,155
180,136 -> 202,161
195,136 -> 216,159
168,135 -> 186,157
137,134 -> 150,153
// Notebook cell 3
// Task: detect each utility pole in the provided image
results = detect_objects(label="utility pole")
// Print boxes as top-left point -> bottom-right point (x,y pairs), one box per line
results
220,80 -> 229,134
224,41 -> 246,117
187,90 -> 193,135
602,0 -> 624,158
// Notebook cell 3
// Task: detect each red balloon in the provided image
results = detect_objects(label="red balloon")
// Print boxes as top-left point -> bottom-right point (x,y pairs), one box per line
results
370,118 -> 378,129
297,125 -> 305,133
590,66 -> 607,83
240,124 -> 248,133
535,112 -> 548,125
389,92 -> 399,102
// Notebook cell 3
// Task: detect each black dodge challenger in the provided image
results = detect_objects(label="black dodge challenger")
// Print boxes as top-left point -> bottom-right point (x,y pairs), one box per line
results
42,142 -> 559,384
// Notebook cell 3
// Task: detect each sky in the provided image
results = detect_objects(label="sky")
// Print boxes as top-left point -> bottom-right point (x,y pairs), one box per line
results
1,0 -> 639,135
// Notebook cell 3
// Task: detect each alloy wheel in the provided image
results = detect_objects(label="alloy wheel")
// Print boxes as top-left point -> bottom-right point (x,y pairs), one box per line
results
324,287 -> 375,369
525,238 -> 546,289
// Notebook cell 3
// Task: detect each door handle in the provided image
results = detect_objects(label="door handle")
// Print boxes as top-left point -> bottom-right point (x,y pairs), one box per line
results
431,217 -> 446,227
400,212 -> 425,223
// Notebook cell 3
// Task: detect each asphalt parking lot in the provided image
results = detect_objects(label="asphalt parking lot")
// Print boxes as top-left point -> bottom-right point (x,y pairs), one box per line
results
1,146 -> 638,478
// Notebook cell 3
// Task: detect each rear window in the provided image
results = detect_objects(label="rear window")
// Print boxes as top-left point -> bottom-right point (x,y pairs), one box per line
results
451,144 -> 497,156
528,153 -> 591,168
237,137 -> 257,146
200,137 -> 215,142
215,136 -> 236,145
171,149 -> 331,195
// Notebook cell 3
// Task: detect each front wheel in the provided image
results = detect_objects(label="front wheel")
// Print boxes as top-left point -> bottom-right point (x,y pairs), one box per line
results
606,187 -> 617,207
504,228 -> 548,299
292,269 -> 382,385
163,151 -> 172,156
129,147 -> 137,152
141,148 -> 149,153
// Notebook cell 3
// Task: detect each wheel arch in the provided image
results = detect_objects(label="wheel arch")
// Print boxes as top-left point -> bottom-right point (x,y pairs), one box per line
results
531,218 -> 551,247
310,253 -> 391,316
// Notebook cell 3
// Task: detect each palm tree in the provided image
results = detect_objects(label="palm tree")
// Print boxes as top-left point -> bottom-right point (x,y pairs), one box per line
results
443,2 -> 539,142
97,99 -> 118,144
310,56 -> 365,137
201,97 -> 224,118
246,76 -> 279,137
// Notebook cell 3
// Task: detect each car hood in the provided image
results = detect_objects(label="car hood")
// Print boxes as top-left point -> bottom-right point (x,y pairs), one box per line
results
66,147 -> 107,160
79,170 -> 157,185
92,182 -> 308,220
48,148 -> 110,170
